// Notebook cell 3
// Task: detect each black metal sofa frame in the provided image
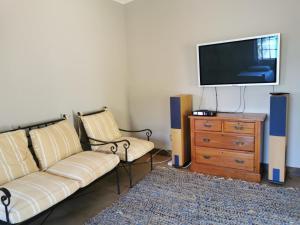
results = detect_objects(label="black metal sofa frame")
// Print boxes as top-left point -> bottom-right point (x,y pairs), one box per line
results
0,116 -> 122,225
77,108 -> 154,188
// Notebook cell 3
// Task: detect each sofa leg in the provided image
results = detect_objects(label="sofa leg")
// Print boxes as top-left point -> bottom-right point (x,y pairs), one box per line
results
40,207 -> 55,225
128,163 -> 133,188
0,188 -> 11,224
150,151 -> 153,171
115,166 -> 120,195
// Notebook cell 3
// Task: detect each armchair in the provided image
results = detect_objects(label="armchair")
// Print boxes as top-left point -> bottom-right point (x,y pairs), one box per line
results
77,108 -> 155,187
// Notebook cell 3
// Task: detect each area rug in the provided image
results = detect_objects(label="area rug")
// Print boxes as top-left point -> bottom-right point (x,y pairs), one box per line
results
86,167 -> 300,225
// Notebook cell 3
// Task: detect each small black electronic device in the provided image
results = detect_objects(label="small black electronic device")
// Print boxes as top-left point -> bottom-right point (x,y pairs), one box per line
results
192,110 -> 217,116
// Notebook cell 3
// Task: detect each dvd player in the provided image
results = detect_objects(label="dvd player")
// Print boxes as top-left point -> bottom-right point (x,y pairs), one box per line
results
192,110 -> 217,116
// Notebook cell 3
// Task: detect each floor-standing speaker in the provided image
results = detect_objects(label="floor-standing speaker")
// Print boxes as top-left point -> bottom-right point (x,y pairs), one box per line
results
268,93 -> 289,183
170,94 -> 192,167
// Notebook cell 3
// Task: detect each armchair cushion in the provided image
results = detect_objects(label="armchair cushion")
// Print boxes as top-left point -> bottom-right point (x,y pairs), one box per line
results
30,120 -> 83,170
0,172 -> 79,224
0,130 -> 38,186
80,110 -> 122,146
93,137 -> 154,162
46,151 -> 120,187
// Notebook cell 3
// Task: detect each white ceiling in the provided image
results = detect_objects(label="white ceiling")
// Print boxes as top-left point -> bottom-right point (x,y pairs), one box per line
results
112,0 -> 135,4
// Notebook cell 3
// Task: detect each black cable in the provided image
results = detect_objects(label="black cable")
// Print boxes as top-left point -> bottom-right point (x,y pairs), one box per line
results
214,87 -> 218,112
234,86 -> 242,112
242,86 -> 247,113
199,87 -> 205,109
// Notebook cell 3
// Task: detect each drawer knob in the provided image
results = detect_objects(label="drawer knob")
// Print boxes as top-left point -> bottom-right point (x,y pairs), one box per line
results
203,138 -> 210,143
203,155 -> 211,159
235,141 -> 245,146
234,125 -> 244,130
204,124 -> 212,128
235,159 -> 245,164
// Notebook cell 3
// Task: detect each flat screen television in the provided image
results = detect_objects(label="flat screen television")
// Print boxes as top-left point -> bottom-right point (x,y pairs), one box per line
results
197,33 -> 280,86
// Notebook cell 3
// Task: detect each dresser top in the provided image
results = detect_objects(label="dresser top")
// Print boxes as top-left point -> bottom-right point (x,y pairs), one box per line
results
189,112 -> 267,122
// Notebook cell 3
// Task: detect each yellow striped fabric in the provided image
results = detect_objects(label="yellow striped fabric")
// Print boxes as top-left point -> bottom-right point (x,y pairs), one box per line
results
0,172 -> 80,224
47,151 -> 120,187
80,110 -> 122,146
94,137 -> 154,162
30,120 -> 82,170
0,130 -> 38,186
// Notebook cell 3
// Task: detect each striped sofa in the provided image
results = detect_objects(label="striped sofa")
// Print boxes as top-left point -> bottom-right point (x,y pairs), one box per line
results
0,117 -> 120,224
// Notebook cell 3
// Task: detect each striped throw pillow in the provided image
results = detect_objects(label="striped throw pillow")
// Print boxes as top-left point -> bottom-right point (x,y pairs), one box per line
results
80,110 -> 122,148
30,120 -> 82,170
0,130 -> 39,185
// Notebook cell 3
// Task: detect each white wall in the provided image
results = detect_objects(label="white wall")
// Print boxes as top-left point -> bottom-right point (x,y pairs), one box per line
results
1,0 -> 299,168
126,0 -> 300,167
0,0 -> 129,130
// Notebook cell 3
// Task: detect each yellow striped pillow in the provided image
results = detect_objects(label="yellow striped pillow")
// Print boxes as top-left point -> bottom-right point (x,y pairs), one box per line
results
0,130 -> 38,185
30,120 -> 83,170
80,110 -> 122,148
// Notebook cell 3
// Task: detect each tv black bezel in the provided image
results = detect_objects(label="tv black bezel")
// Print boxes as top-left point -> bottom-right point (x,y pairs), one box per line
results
197,33 -> 281,87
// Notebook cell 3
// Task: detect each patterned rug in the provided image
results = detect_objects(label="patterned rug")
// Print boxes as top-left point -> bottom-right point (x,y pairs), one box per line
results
86,167 -> 300,225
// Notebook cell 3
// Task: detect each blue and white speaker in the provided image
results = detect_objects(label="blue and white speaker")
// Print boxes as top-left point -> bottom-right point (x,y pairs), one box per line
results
268,93 -> 289,183
170,95 -> 192,167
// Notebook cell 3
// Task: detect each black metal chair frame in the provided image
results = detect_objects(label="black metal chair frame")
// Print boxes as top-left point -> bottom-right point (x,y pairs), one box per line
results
77,108 -> 154,188
0,116 -> 121,225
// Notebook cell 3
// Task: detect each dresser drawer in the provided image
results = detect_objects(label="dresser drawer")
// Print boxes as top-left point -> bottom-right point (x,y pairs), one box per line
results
194,119 -> 222,132
194,132 -> 255,152
195,147 -> 254,171
224,121 -> 255,134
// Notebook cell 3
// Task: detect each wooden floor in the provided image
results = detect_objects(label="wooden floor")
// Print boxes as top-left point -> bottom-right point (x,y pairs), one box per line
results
26,154 -> 299,225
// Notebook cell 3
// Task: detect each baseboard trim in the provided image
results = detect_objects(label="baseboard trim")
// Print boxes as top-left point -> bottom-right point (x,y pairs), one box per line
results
261,163 -> 300,177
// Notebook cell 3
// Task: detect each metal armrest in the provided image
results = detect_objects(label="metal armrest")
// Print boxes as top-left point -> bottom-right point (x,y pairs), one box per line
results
119,129 -> 152,141
88,137 -> 131,161
0,188 -> 11,223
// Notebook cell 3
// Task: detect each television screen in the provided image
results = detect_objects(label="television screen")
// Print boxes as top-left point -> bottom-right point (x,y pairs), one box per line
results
197,34 -> 280,86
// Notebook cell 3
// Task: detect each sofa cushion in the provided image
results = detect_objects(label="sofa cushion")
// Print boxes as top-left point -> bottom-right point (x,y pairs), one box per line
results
0,172 -> 79,224
93,137 -> 154,162
30,120 -> 82,170
0,130 -> 38,186
80,110 -> 122,146
46,151 -> 120,187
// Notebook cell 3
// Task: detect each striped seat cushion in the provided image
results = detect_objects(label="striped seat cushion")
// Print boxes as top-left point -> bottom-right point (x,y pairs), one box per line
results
0,130 -> 38,186
0,172 -> 79,224
93,137 -> 154,162
80,110 -> 122,145
46,151 -> 120,187
30,120 -> 83,170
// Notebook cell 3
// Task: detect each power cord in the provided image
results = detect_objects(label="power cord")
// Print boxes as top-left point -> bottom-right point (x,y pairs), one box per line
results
199,87 -> 205,109
242,86 -> 247,113
146,148 -> 172,165
214,87 -> 218,112
234,86 -> 242,112
182,161 -> 192,169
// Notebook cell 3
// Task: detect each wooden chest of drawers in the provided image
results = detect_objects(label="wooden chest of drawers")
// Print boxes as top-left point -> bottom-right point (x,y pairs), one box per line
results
189,113 -> 266,182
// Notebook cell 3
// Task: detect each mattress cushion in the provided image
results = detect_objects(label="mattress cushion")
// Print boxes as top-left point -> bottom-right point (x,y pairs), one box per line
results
93,137 -> 154,162
0,172 -> 79,224
80,110 -> 122,146
46,151 -> 120,187
30,120 -> 82,170
0,130 -> 38,185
